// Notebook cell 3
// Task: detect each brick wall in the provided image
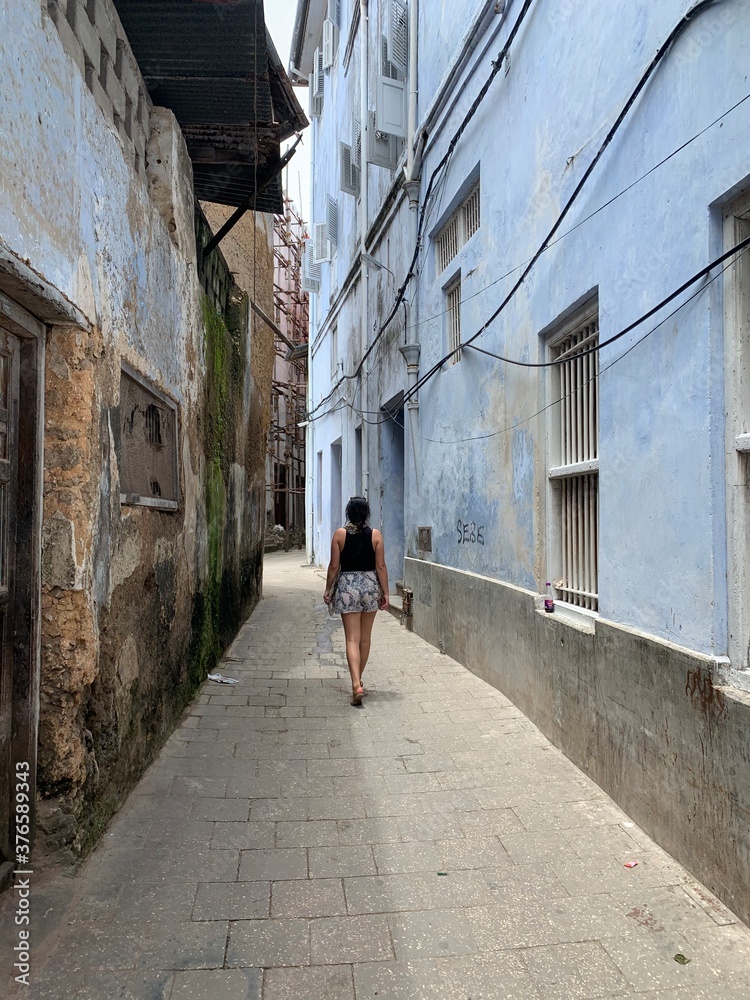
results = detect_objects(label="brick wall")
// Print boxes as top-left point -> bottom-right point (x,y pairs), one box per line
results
46,0 -> 151,178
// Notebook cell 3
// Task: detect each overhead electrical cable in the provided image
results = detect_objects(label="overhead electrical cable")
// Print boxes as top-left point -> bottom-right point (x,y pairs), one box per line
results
307,0 -> 736,423
305,0 -> 538,419
402,0 -> 731,404
457,234 -> 750,369
382,245 -> 749,444
398,91 -> 750,339
310,87 -> 749,421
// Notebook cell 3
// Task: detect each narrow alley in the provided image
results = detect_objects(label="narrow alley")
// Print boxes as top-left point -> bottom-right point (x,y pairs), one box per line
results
4,551 -> 750,1000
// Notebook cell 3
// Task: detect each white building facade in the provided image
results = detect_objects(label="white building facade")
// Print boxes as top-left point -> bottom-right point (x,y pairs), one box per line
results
291,0 -> 750,923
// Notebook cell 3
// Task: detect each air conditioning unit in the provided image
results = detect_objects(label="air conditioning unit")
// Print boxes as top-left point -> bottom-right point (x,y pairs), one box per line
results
368,111 -> 400,171
376,75 -> 406,138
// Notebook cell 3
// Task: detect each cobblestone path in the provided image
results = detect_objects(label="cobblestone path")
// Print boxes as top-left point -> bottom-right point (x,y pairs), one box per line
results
3,550 -> 750,999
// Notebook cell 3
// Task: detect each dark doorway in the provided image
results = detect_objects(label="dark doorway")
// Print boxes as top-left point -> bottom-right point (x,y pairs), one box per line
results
274,462 -> 287,527
0,329 -> 20,875
0,295 -> 43,887
380,398 -> 405,592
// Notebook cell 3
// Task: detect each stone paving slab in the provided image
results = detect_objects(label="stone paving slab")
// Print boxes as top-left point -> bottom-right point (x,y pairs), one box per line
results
2,550 -> 750,998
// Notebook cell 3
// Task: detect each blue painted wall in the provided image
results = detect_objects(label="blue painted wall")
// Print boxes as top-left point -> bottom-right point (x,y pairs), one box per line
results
304,0 -> 750,655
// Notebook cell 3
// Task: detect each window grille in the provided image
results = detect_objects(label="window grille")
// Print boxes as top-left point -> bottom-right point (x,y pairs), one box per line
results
463,185 -> 480,241
119,366 -> 179,510
447,279 -> 462,364
437,217 -> 460,274
550,315 -> 599,610
435,183 -> 481,274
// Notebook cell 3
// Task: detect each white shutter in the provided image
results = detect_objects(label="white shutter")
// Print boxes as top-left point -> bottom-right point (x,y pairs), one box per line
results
312,222 -> 331,263
381,34 -> 396,79
351,114 -> 362,170
376,76 -> 406,138
387,0 -> 408,78
313,48 -> 325,98
328,0 -> 341,29
322,19 -> 338,70
368,111 -> 399,170
309,83 -> 322,119
326,196 -> 339,247
301,240 -> 320,294
340,141 -> 358,197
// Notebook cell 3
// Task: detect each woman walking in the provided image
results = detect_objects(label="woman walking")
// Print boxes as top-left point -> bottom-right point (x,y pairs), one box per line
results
323,497 -> 389,705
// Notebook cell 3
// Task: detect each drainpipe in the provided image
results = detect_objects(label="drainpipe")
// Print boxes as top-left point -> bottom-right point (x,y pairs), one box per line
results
400,0 -> 420,578
405,0 -> 420,185
359,0 -> 370,502
402,0 -> 420,407
306,111 -> 317,565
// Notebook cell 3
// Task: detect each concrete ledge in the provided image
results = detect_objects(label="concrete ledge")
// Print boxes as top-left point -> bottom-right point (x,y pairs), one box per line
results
405,556 -> 750,926
0,241 -> 91,328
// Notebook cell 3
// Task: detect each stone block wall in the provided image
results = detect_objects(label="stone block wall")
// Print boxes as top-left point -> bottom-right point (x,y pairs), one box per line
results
405,557 -> 750,926
0,0 -> 278,861
46,0 -> 150,176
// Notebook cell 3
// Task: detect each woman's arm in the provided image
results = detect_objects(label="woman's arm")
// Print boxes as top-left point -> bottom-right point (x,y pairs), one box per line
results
372,529 -> 390,610
324,529 -> 345,602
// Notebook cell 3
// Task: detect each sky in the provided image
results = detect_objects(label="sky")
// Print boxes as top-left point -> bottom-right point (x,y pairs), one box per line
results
264,2 -> 311,222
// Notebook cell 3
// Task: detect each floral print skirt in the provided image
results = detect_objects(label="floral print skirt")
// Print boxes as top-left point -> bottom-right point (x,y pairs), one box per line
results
332,570 -> 382,614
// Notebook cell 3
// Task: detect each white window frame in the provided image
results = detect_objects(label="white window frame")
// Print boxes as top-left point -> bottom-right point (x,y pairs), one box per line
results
546,301 -> 599,613
724,191 -> 750,683
330,324 -> 339,379
354,424 -> 363,496
119,362 -> 180,511
322,18 -> 339,70
445,275 -> 462,365
316,450 -> 323,524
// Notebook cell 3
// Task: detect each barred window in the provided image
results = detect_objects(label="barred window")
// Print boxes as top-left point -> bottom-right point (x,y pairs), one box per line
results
548,307 -> 599,611
446,278 -> 462,365
119,365 -> 179,510
435,183 -> 481,274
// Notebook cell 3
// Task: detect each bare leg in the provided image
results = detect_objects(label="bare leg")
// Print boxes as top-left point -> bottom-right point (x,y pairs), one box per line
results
358,611 -> 377,685
341,612 -> 363,696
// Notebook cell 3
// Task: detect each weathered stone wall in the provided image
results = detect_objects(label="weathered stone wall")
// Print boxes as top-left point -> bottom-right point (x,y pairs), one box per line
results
405,557 -> 750,926
201,205 -> 276,487
46,0 -> 151,178
36,234 -> 274,857
39,326 -> 103,806
0,0 -> 275,857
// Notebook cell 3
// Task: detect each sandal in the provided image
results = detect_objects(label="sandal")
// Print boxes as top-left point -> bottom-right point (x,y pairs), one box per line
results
350,685 -> 364,706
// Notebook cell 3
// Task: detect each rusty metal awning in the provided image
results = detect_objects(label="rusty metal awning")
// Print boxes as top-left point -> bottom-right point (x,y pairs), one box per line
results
114,0 -> 308,213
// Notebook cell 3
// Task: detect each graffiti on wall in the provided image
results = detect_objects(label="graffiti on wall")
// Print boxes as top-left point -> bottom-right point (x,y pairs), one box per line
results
456,520 -> 485,546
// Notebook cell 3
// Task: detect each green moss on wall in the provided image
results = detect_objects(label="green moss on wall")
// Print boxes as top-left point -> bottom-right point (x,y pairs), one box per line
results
188,296 -> 250,690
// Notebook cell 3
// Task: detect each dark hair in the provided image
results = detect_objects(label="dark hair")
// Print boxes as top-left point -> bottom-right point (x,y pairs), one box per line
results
345,496 -> 370,528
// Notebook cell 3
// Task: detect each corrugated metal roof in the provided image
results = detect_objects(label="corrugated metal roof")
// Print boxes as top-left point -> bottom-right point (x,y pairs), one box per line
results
114,0 -> 307,212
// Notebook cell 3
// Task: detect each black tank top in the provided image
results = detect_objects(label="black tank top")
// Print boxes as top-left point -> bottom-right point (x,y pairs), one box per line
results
340,526 -> 376,571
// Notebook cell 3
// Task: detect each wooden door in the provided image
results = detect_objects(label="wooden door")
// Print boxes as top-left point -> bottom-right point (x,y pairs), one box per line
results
0,328 -> 20,864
